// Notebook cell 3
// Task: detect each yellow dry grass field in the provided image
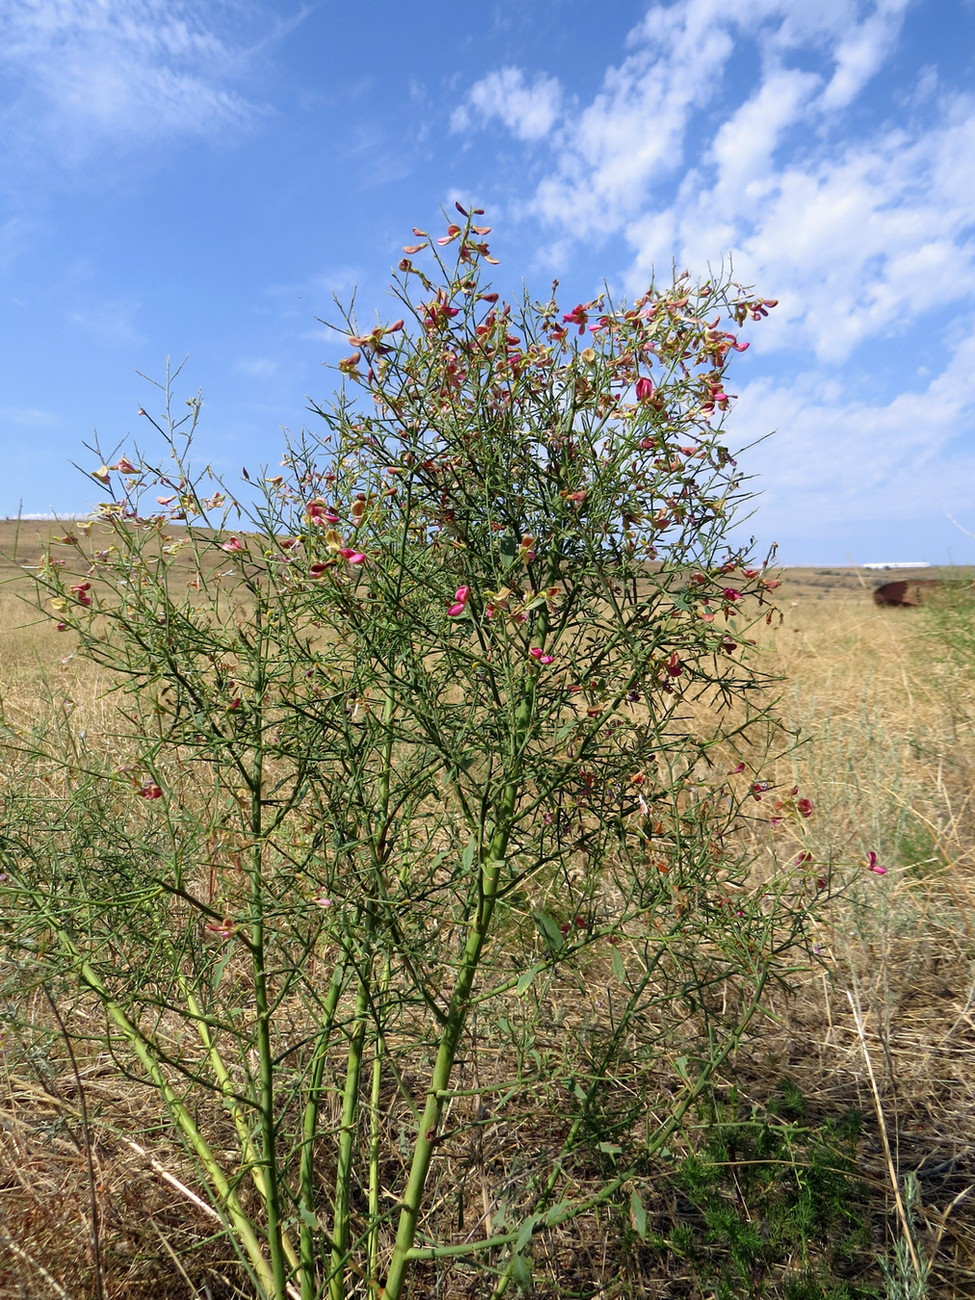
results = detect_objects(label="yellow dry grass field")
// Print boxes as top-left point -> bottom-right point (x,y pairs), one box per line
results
2,519 -> 974,1298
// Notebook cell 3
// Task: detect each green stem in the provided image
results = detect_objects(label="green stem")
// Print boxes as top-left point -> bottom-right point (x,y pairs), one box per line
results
382,672 -> 537,1299
330,926 -> 372,1300
180,979 -> 300,1276
366,960 -> 389,1297
299,955 -> 349,1300
62,939 -> 277,1295
247,604 -> 289,1300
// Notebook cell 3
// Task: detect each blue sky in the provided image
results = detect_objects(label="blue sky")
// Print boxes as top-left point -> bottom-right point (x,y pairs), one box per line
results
2,0 -> 974,565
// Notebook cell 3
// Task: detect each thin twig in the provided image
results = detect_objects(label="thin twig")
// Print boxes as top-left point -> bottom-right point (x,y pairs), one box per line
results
846,989 -> 924,1278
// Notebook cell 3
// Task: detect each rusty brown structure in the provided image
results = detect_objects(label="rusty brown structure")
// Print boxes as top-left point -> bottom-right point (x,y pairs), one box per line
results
873,578 -> 948,607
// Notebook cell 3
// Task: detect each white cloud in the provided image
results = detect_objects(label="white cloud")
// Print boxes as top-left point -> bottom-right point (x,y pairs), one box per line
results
453,0 -> 975,556
452,66 -> 562,141
709,69 -> 820,202
0,406 -> 60,428
531,19 -> 736,237
732,324 -> 975,529
820,0 -> 912,110
458,3 -> 971,366
235,356 -> 279,379
67,297 -> 145,348
0,0 -> 262,163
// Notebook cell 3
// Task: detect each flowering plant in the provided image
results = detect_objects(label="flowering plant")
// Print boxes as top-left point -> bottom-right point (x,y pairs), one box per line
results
5,209 -> 817,1300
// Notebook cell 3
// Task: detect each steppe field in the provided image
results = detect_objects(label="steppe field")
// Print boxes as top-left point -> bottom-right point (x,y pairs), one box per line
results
1,517 -> 974,1300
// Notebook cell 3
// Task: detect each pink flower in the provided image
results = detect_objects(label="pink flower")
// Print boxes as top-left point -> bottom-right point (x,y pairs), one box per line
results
866,852 -> 887,876
70,582 -> 92,606
114,457 -> 138,475
563,304 -> 588,334
306,500 -> 340,525
448,585 -> 470,617
797,798 -> 813,818
221,537 -> 245,552
338,548 -> 366,565
529,648 -> 555,664
206,917 -> 236,939
137,782 -> 163,800
518,534 -> 536,563
635,376 -> 655,403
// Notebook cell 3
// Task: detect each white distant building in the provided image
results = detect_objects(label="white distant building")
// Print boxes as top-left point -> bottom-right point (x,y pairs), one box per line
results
861,562 -> 931,570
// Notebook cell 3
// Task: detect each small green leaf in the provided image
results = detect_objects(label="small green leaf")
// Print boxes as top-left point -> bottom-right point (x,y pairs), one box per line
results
597,1141 -> 622,1158
674,1054 -> 689,1080
533,909 -> 564,955
500,534 -> 518,568
611,945 -> 626,983
516,967 -> 539,996
630,1188 -> 648,1239
211,947 -> 233,993
461,838 -> 476,870
514,1215 -> 538,1254
511,1253 -> 532,1290
298,1204 -> 321,1230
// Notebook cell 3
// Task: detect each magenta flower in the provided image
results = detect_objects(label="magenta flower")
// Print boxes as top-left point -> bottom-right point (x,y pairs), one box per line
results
448,585 -> 470,617
866,852 -> 887,875
529,647 -> 555,664
563,303 -> 588,334
635,376 -> 655,403
338,548 -> 366,564
205,917 -> 236,939
137,782 -> 163,800
221,537 -> 245,552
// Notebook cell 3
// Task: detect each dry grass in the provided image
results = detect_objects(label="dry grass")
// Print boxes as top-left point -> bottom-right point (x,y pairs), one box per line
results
748,571 -> 975,1297
2,539 -> 975,1297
